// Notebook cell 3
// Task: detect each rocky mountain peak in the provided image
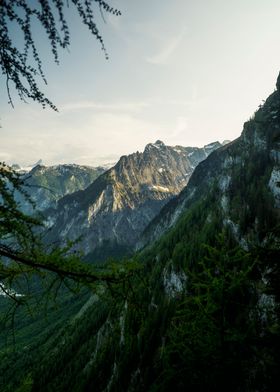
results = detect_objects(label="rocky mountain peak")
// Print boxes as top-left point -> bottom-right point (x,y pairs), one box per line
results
203,141 -> 221,151
144,140 -> 166,153
154,140 -> 165,146
29,164 -> 46,175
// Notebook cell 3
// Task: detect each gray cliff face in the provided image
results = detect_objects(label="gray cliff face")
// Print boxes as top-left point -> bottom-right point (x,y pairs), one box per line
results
16,164 -> 105,214
139,79 -> 280,250
45,140 -> 223,257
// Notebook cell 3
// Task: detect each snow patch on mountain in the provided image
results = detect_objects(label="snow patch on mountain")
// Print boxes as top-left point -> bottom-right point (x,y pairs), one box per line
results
151,185 -> 170,192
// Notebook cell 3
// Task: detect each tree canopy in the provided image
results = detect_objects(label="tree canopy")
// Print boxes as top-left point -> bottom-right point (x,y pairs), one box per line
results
0,0 -> 121,110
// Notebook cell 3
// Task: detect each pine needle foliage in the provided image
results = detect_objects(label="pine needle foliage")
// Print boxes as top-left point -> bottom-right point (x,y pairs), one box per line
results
0,0 -> 121,109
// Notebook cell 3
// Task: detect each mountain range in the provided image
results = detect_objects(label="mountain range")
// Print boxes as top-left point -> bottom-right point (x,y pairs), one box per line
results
15,163 -> 106,214
43,140 -> 225,260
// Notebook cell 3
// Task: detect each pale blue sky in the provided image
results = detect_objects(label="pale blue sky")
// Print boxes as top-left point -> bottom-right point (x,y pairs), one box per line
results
1,0 -> 280,166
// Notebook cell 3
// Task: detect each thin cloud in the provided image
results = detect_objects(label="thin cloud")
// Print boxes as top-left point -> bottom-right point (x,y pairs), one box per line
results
62,96 -> 199,112
61,94 -> 199,114
146,28 -> 186,65
61,101 -> 149,112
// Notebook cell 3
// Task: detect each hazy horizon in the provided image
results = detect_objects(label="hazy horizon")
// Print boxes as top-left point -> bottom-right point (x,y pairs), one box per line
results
11,138 -> 232,168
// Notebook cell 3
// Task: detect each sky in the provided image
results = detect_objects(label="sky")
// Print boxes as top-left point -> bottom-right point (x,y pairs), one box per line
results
1,0 -> 280,167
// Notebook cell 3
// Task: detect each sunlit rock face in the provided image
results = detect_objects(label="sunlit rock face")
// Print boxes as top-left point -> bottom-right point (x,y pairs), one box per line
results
44,140 -> 223,259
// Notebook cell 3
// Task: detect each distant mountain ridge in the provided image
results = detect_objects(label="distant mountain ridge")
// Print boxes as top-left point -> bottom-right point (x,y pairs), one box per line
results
15,164 -> 106,214
44,139 -> 225,259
